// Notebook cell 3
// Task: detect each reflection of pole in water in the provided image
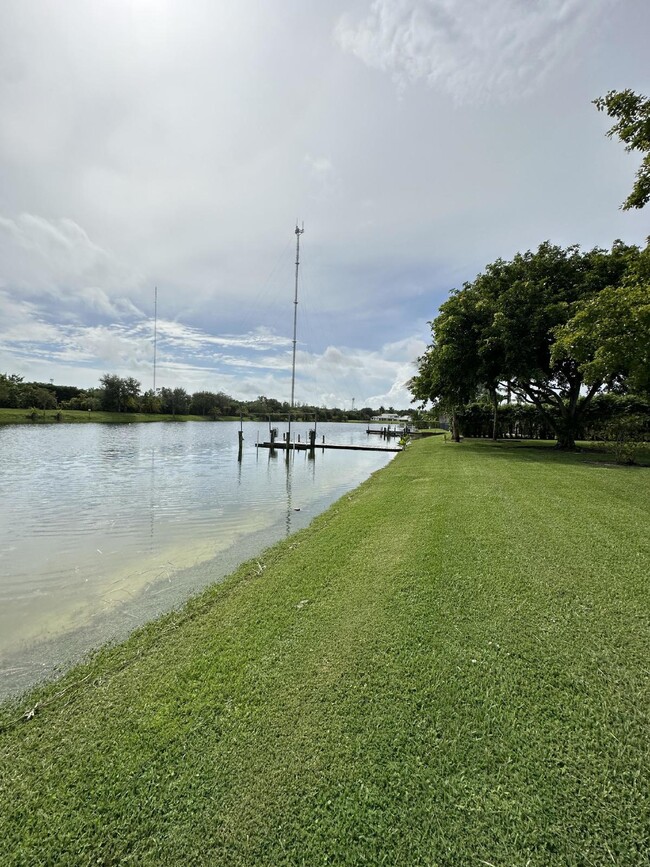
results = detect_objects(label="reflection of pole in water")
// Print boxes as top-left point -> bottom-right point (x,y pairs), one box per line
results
285,455 -> 293,537
149,446 -> 156,544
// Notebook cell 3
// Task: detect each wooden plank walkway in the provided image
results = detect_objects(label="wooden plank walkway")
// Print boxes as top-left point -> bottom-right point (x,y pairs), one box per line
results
256,442 -> 402,453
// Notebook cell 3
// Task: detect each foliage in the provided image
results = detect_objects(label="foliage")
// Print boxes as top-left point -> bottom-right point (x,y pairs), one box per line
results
0,374 -> 25,408
62,389 -> 102,411
139,389 -> 162,414
553,244 -> 650,394
411,241 -> 642,448
1,438 -> 648,864
594,88 -> 650,209
597,413 -> 649,465
159,386 -> 190,416
99,374 -> 141,413
16,385 -> 57,410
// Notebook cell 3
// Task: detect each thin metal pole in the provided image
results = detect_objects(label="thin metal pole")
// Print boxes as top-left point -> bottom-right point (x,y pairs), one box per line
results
290,223 -> 303,410
153,286 -> 158,393
288,223 -> 303,457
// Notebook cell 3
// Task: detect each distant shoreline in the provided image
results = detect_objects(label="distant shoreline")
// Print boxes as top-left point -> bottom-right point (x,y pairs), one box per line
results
0,409 -> 425,427
0,408 -> 245,425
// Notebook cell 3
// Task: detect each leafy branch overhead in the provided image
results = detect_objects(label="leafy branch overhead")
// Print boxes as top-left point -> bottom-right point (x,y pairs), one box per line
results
594,89 -> 650,210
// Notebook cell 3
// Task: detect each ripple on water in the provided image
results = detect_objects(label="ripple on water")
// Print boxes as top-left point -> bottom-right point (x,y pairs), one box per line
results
0,421 -> 395,697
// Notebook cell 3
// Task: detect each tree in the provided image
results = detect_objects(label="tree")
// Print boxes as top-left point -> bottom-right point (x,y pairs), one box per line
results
552,260 -> 650,396
594,89 -> 650,209
0,374 -> 24,408
160,387 -> 190,416
190,391 -> 218,417
99,374 -> 141,412
410,242 -> 640,449
17,385 -> 57,410
122,377 -> 142,412
140,389 -> 162,414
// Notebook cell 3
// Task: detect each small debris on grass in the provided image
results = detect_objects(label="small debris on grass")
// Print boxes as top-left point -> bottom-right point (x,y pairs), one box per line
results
23,703 -> 40,722
296,599 -> 309,609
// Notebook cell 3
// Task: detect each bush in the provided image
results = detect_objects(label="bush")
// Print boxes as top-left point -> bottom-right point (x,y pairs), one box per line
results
598,414 -> 649,464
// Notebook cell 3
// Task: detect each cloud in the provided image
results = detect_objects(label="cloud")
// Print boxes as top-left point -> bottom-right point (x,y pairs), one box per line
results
335,0 -> 609,102
289,335 -> 428,408
0,213 -> 143,318
154,321 -> 291,353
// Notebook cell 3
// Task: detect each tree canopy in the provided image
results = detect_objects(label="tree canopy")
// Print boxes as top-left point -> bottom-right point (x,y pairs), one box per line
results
553,244 -> 650,396
594,89 -> 650,210
410,241 -> 647,448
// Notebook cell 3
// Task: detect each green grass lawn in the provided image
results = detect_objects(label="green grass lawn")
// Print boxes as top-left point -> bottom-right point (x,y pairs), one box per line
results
1,438 -> 648,865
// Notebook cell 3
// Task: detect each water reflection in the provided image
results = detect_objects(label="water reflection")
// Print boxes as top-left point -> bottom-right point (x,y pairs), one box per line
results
0,421 -> 395,697
285,451 -> 293,537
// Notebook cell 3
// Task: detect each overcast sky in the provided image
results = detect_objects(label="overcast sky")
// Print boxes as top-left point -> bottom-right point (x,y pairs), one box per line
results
1,0 -> 648,409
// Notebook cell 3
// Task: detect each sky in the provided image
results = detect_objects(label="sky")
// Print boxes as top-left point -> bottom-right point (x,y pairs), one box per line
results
0,0 -> 648,410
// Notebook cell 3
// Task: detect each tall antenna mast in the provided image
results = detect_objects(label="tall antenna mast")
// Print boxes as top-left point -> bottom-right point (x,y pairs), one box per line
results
290,222 -> 304,409
153,286 -> 158,393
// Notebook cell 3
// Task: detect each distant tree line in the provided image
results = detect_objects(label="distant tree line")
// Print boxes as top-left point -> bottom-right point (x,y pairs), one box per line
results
0,372 -> 406,423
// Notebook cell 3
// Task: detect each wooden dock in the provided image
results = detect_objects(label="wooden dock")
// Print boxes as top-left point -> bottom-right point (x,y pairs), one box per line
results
256,441 -> 402,453
366,427 -> 408,438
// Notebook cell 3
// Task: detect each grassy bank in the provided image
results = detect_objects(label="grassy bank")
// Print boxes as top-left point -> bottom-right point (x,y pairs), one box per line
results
0,408 -> 237,425
1,438 -> 648,865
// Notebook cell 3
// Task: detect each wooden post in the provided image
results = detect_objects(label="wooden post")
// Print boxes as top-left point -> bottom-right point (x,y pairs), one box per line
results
238,413 -> 243,461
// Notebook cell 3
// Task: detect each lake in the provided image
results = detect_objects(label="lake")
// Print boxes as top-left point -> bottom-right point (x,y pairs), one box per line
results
0,421 -> 395,698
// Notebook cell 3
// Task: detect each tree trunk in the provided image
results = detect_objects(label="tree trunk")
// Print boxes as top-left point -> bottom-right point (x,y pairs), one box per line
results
451,410 -> 460,442
555,428 -> 577,450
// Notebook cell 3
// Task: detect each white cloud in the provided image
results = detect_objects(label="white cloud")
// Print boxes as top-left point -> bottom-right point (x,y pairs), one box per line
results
335,0 -> 610,102
154,321 -> 291,353
0,213 -> 143,318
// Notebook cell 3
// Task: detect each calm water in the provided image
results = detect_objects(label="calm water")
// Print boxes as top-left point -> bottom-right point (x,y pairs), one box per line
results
0,421 -> 394,698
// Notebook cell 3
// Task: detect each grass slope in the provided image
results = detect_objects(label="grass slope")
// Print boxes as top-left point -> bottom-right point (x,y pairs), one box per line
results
1,439 -> 648,865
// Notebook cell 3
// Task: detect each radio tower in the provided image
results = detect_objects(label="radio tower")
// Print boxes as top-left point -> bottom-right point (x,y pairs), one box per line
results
290,223 -> 304,409
153,286 -> 158,393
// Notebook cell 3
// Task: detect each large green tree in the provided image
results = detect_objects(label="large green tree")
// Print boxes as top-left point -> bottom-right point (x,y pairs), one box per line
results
99,374 -> 141,412
594,89 -> 650,210
553,245 -> 650,395
411,242 -> 641,449
160,386 -> 190,416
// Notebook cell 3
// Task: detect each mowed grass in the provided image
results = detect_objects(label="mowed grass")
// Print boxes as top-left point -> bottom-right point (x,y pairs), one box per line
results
1,438 -> 648,865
